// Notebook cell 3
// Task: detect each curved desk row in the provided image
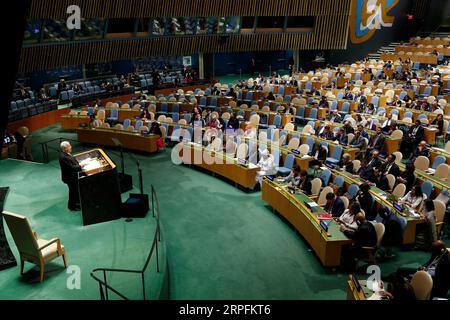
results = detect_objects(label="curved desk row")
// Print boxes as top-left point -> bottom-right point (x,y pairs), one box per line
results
176,142 -> 260,190
261,178 -> 351,267
76,127 -> 159,153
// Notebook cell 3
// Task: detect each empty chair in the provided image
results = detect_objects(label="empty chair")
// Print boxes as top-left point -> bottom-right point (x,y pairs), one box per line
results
348,184 -> 359,199
410,271 -> 433,300
3,211 -> 68,282
305,108 -> 318,122
310,178 -> 322,199
333,175 -> 345,188
298,144 -> 309,156
340,102 -> 350,115
431,155 -> 446,170
236,143 -> 248,161
414,156 -> 430,171
421,180 -> 433,198
319,169 -> 332,187
392,183 -> 406,199
287,137 -> 300,150
107,108 -> 119,123
123,119 -> 131,129
276,154 -> 295,176
284,122 -> 295,132
272,115 -> 282,128
434,163 -> 450,181
135,119 -> 143,132
305,137 -> 315,154
325,145 -> 342,165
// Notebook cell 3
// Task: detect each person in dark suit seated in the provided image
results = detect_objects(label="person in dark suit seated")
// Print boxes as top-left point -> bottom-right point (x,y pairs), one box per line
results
340,153 -> 354,173
366,126 -> 385,158
401,120 -> 425,158
340,212 -> 377,273
349,130 -> 365,150
372,168 -> 390,191
326,109 -> 342,123
309,142 -> 327,167
298,170 -> 312,195
378,207 -> 403,257
379,154 -> 401,177
318,125 -> 334,140
381,114 -> 394,134
266,92 -> 275,101
59,141 -> 85,211
354,183 -> 375,220
359,150 -> 382,181
318,96 -> 328,108
410,140 -> 430,162
140,109 -> 150,120
430,113 -> 444,136
357,124 -> 370,140
389,240 -> 450,299
396,163 -> 416,192
334,127 -> 348,145
342,121 -> 355,135
343,89 -> 354,100
324,192 -> 345,217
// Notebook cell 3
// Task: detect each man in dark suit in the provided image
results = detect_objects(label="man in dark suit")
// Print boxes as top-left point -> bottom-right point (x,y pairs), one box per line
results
379,154 -> 401,177
340,212 -> 377,272
401,120 -> 424,157
59,141 -> 84,211
366,126 -> 385,158
324,192 -> 345,217
359,150 -> 382,181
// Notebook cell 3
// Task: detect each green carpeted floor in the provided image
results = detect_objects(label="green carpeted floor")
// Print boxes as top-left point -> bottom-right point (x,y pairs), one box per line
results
1,124 -> 447,299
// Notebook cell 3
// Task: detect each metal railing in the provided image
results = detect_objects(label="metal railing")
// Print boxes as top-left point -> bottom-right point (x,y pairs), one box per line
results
39,137 -> 82,163
89,185 -> 161,300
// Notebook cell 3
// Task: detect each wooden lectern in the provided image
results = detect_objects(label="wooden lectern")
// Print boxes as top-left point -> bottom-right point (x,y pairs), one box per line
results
74,148 -> 122,226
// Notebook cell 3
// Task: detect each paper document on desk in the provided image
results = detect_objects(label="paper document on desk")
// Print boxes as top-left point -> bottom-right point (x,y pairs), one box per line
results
82,158 -> 102,171
248,163 -> 258,169
427,168 -> 436,174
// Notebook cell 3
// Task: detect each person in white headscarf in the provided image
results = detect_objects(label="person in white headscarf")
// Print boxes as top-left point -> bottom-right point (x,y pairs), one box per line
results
256,148 -> 277,186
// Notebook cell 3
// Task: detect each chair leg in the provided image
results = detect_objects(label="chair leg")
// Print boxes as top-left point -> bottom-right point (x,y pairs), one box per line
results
62,253 -> 68,268
39,259 -> 45,283
20,257 -> 24,275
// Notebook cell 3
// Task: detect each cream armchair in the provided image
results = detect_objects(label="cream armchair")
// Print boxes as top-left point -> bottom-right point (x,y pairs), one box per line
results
3,211 -> 68,282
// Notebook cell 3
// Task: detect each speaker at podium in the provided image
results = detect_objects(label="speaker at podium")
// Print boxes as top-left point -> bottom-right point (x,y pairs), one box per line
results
74,148 -> 122,226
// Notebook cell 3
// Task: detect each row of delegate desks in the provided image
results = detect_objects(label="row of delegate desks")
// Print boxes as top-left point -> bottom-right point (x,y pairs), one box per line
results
261,177 -> 351,267
349,113 -> 440,145
315,120 -> 402,155
326,168 -> 425,245
395,46 -> 450,56
176,142 -> 260,190
380,53 -> 438,65
76,127 -> 159,153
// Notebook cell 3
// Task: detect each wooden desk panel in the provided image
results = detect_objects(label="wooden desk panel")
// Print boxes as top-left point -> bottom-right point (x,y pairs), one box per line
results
77,128 -> 158,153
60,115 -> 90,130
179,143 -> 259,189
262,179 -> 351,267
380,53 -> 438,65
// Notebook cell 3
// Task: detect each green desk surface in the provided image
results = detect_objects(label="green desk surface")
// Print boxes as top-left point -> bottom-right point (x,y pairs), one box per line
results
265,179 -> 349,241
327,167 -> 420,222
